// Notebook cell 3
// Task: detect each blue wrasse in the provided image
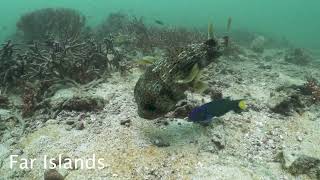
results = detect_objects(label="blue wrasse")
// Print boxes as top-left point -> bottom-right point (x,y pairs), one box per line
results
188,98 -> 247,123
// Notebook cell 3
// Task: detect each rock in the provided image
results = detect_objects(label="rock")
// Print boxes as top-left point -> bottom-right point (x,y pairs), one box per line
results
120,119 -> 131,126
201,124 -> 226,153
279,150 -> 320,178
209,88 -> 223,100
0,144 -> 10,163
44,169 -> 64,180
296,136 -> 303,142
284,48 -> 312,65
0,95 -> 9,108
151,137 -> 170,147
172,103 -> 194,119
46,119 -> 57,125
65,120 -> 75,125
11,149 -> 24,156
250,35 -> 266,53
271,95 -> 305,116
65,126 -> 73,131
75,121 -> 85,130
52,94 -> 105,112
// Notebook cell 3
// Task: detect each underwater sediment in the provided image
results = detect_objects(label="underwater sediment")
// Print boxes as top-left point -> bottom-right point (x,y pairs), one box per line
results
0,6 -> 320,180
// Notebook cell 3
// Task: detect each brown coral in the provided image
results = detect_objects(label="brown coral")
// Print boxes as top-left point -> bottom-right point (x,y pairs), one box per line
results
22,85 -> 37,117
302,77 -> 320,102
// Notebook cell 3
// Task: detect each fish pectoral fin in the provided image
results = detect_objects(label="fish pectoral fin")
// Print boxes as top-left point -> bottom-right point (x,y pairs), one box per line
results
175,63 -> 200,84
136,56 -> 157,65
192,80 -> 209,94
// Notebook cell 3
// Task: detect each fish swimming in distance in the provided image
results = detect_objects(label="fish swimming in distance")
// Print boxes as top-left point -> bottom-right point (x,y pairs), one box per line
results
155,20 -> 164,25
188,98 -> 247,124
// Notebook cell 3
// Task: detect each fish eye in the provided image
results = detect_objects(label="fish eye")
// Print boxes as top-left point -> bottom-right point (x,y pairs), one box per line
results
144,103 -> 157,112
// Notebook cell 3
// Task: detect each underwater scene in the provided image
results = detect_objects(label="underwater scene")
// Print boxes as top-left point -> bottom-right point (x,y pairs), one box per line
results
0,0 -> 320,179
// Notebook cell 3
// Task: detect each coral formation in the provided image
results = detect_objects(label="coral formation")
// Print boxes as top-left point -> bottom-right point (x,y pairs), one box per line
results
301,77 -> 320,102
98,12 -> 204,54
1,6 -> 320,180
17,8 -> 86,41
56,94 -> 105,112
0,94 -> 9,108
285,48 -> 312,65
279,150 -> 320,179
271,95 -> 305,116
250,35 -> 266,53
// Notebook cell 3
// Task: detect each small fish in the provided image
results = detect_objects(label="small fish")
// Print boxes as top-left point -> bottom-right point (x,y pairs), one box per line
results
155,20 -> 164,25
188,98 -> 247,123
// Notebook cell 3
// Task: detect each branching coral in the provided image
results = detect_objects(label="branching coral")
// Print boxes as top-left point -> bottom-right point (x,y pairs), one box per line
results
0,8 -> 136,119
1,36 -> 127,117
1,35 -> 126,87
2,9 -> 212,120
17,8 -> 86,41
0,40 -> 22,87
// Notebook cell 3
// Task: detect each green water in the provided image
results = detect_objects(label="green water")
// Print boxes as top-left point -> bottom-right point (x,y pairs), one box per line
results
0,0 -> 319,49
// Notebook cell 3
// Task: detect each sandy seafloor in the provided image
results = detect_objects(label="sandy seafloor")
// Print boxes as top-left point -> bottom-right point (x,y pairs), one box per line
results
1,46 -> 320,179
